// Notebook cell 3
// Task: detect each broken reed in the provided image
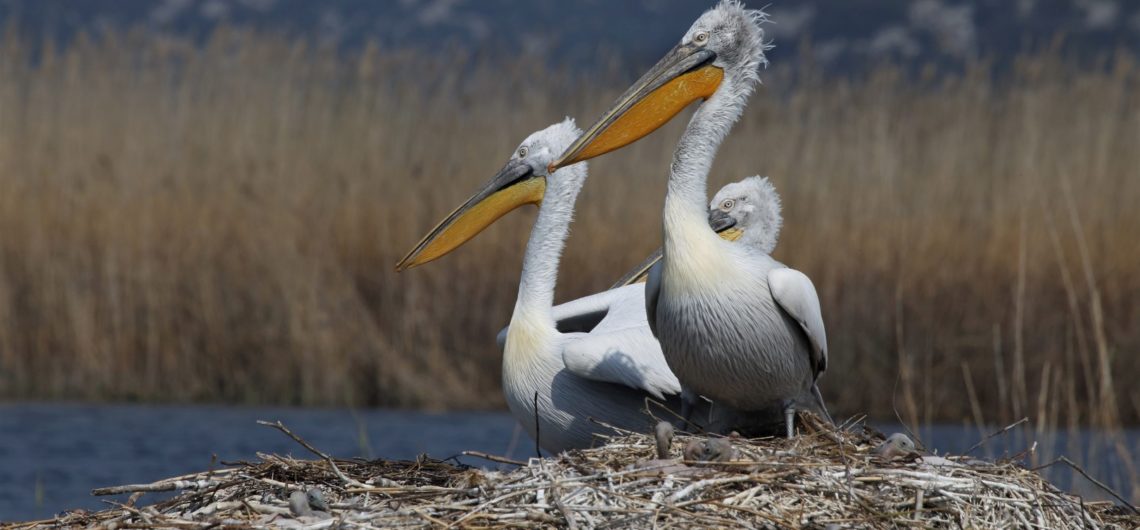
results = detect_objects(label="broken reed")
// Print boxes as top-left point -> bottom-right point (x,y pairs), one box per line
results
0,28 -> 1137,433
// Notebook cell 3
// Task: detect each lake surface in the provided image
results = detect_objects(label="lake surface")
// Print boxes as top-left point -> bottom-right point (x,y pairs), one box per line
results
1,403 -> 1136,522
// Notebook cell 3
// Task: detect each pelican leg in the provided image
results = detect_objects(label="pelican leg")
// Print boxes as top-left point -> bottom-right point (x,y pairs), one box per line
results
680,387 -> 699,428
783,403 -> 795,439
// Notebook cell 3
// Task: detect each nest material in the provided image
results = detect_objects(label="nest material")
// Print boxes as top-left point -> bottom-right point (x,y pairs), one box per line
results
15,418 -> 1138,529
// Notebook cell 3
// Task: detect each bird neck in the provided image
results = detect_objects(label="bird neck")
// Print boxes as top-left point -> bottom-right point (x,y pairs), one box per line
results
664,80 -> 748,262
512,176 -> 581,331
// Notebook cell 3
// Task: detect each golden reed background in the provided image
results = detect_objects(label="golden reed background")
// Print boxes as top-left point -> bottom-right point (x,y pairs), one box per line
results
0,30 -> 1137,437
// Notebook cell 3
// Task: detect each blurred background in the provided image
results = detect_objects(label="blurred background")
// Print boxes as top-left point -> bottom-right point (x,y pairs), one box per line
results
0,0 -> 1138,520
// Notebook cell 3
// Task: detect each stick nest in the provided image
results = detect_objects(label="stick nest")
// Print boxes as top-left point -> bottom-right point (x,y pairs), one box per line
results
17,418 -> 1138,529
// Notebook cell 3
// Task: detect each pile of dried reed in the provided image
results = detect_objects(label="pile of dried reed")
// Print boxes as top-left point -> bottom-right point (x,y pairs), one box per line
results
18,419 -> 1137,529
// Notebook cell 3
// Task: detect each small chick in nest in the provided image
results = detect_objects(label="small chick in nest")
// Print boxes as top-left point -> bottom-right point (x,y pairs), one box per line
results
629,422 -> 753,474
628,422 -> 691,474
873,433 -> 918,461
683,437 -> 739,462
872,432 -> 975,468
288,488 -> 332,520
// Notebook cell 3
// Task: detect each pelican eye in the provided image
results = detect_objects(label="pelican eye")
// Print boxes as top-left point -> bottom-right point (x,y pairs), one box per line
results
720,199 -> 734,210
694,31 -> 709,45
517,146 -> 529,158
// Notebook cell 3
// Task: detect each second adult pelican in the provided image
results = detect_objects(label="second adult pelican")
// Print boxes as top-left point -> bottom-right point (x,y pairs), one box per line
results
397,119 -> 680,453
550,1 -> 831,437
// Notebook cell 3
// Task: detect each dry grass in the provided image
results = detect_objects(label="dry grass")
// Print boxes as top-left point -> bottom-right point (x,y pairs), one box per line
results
0,27 -> 1137,441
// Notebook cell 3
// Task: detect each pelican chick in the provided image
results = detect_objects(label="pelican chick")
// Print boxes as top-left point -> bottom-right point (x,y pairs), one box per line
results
873,433 -> 917,461
549,1 -> 831,438
397,120 -> 681,453
631,421 -> 740,474
628,421 -> 691,474
288,489 -> 331,519
683,437 -> 738,462
873,433 -> 976,467
656,420 -> 675,459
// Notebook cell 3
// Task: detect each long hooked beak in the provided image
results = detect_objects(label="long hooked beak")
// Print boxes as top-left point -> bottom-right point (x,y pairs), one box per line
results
396,160 -> 545,271
611,210 -> 741,288
550,43 -> 722,171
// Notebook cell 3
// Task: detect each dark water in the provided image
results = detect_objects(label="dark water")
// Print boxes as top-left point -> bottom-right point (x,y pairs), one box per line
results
1,403 -> 1135,522
0,404 -> 538,522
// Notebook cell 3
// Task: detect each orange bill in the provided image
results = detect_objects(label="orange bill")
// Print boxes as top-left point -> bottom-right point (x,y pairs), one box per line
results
552,43 -> 722,171
396,162 -> 545,271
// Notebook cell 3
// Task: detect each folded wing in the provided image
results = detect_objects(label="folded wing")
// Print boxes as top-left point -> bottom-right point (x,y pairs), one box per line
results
768,268 -> 828,377
560,284 -> 680,399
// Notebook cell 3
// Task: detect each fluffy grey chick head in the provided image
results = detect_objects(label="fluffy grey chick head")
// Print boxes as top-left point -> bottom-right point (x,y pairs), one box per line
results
708,175 -> 782,254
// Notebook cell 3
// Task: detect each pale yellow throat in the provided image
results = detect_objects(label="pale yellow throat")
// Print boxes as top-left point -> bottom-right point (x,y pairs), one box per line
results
626,227 -> 743,285
504,309 -> 556,365
663,205 -> 743,294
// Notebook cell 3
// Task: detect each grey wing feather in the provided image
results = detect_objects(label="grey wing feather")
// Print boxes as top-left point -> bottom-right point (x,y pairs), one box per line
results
768,268 -> 828,376
644,261 -> 663,339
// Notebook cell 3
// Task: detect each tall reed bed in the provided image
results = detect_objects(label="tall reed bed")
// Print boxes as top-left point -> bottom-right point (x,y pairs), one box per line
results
0,29 -> 1136,446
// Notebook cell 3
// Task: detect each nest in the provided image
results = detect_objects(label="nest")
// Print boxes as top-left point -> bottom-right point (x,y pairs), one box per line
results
15,418 -> 1138,529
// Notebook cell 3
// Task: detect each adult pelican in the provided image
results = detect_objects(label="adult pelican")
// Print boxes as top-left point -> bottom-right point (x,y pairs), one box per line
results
396,119 -> 681,453
617,175 -> 833,433
550,1 -> 830,437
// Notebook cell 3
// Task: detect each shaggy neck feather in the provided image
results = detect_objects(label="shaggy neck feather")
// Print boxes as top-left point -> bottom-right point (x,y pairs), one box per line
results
665,78 -> 749,250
